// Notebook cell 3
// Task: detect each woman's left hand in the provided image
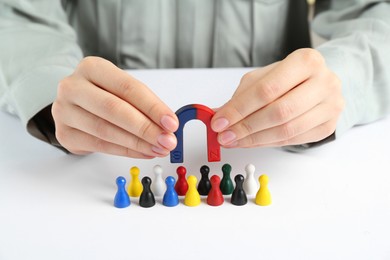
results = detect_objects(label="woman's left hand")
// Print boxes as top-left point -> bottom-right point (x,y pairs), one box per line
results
211,48 -> 345,148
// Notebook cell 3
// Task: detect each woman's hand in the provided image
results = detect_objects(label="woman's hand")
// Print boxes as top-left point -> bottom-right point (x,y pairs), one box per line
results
211,48 -> 344,148
52,57 -> 178,158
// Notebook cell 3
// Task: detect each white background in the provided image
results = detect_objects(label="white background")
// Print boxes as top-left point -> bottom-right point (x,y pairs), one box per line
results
1,68 -> 390,260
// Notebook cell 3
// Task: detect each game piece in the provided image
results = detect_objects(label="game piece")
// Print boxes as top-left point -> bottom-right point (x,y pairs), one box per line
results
220,163 -> 234,195
128,166 -> 143,197
139,176 -> 156,208
114,176 -> 131,208
231,174 -> 247,206
207,175 -> 224,206
184,175 -> 201,207
151,165 -> 166,197
244,164 -> 259,196
163,176 -> 179,207
174,166 -> 189,196
197,165 -> 211,195
255,174 -> 272,206
170,104 -> 221,163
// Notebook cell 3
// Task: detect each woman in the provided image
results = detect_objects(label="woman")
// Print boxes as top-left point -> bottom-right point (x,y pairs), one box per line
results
1,0 -> 389,158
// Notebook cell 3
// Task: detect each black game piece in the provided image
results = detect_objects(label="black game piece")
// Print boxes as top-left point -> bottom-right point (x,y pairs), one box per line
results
231,174 -> 248,206
139,177 -> 156,208
197,165 -> 211,196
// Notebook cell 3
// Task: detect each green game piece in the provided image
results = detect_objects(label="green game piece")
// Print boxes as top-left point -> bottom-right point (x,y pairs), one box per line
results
220,163 -> 234,195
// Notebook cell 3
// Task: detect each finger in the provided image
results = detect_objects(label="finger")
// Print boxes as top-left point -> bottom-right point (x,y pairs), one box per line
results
60,77 -> 177,150
55,125 -> 156,158
211,48 -> 324,132
59,104 -> 172,156
75,57 -> 178,132
232,62 -> 279,97
225,103 -> 338,148
218,76 -> 326,145
237,119 -> 338,148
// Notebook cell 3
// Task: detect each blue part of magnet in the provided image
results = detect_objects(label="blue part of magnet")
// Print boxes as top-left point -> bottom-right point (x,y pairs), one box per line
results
170,105 -> 197,163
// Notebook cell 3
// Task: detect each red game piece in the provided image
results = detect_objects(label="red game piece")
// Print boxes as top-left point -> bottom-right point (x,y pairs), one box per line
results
174,166 -> 189,196
207,175 -> 224,206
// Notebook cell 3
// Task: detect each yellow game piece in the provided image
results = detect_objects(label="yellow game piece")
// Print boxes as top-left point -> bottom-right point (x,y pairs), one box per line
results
184,175 -> 201,207
128,166 -> 143,197
255,174 -> 272,206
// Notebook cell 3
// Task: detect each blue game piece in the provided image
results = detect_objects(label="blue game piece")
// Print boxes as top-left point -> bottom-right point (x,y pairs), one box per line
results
162,176 -> 179,207
114,176 -> 131,208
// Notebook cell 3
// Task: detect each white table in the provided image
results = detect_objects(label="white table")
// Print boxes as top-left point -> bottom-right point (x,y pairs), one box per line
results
1,68 -> 390,260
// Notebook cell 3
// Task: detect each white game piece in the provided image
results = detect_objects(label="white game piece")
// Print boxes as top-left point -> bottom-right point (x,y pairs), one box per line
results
151,165 -> 166,197
243,164 -> 259,196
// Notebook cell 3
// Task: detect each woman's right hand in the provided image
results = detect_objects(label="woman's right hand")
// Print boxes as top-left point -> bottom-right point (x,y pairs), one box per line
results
52,56 -> 179,158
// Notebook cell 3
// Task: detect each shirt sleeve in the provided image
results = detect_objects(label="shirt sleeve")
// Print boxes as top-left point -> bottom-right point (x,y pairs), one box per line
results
0,0 -> 82,146
312,0 -> 390,137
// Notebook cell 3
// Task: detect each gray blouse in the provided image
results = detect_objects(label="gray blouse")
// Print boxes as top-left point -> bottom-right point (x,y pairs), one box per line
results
0,0 -> 389,147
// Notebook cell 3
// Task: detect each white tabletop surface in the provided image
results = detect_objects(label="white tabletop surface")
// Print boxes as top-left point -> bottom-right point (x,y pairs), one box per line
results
1,68 -> 390,260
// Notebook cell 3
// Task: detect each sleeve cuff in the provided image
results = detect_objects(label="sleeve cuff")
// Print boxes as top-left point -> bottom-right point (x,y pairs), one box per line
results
9,65 -> 75,150
27,104 -> 69,153
10,65 -> 75,127
282,131 -> 336,152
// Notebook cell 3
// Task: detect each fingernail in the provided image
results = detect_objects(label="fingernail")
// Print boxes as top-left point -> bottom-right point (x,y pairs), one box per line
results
219,130 -> 237,145
157,133 -> 177,150
161,115 -> 178,132
224,141 -> 238,148
152,146 -> 168,155
212,118 -> 229,132
142,154 -> 156,159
